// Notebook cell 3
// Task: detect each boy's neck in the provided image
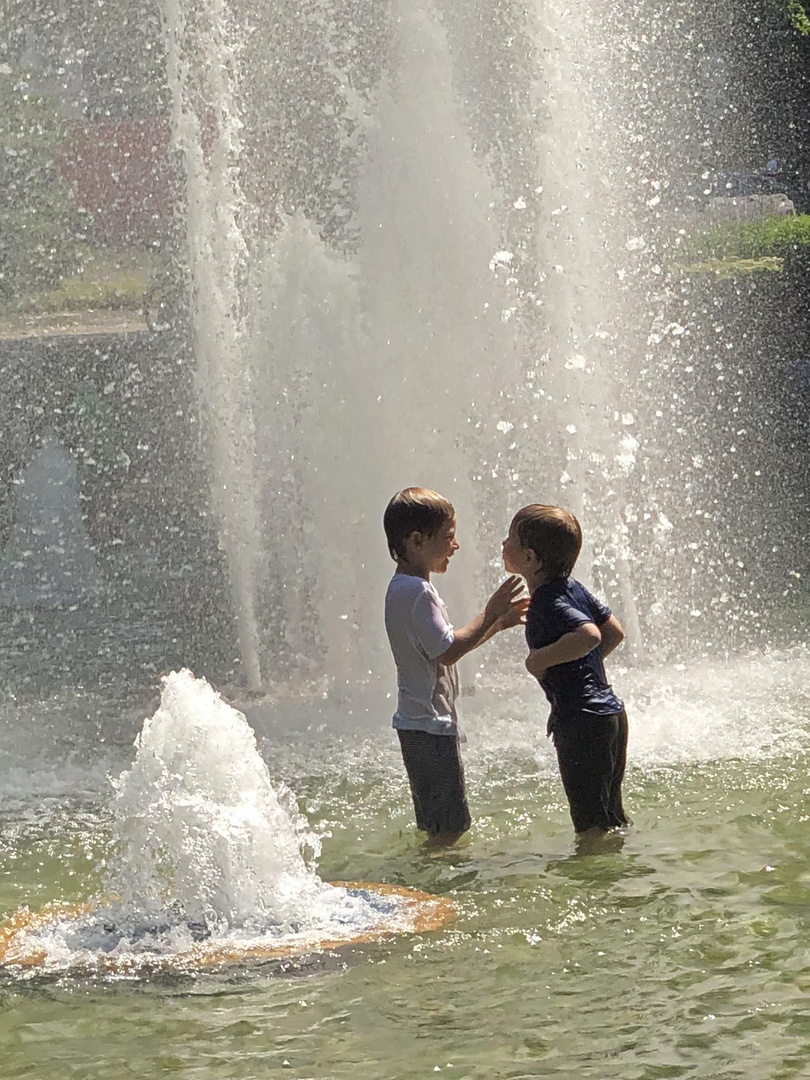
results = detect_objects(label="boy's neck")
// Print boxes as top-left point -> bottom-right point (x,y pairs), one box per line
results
395,558 -> 430,581
526,568 -> 551,594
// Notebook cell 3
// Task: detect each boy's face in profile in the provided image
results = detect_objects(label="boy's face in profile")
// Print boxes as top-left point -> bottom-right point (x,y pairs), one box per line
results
418,517 -> 459,574
502,522 -> 534,577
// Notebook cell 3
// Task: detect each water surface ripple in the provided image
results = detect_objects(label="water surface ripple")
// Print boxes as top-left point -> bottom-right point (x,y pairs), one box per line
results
2,661 -> 810,1079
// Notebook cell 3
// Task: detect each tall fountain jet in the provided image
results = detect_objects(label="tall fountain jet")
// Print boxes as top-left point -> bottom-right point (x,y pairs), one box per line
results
160,0 -> 524,689
354,0 -> 520,638
527,0 -> 645,652
250,0 -> 524,686
161,0 -> 264,689
160,0 -> 657,686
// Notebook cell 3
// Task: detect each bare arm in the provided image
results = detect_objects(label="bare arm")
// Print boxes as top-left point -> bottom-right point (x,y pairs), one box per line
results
599,614 -> 625,658
438,576 -> 527,666
525,622 -> 602,679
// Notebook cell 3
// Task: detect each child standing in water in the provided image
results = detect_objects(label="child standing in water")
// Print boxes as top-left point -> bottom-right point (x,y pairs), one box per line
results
384,488 -> 527,845
502,504 -> 631,838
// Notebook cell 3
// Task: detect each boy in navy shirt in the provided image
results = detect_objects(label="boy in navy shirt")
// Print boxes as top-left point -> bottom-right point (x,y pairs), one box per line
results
502,504 -> 630,837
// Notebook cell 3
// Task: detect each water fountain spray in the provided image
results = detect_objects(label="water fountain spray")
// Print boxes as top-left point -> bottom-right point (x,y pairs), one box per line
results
161,0 -> 263,689
524,0 -> 644,655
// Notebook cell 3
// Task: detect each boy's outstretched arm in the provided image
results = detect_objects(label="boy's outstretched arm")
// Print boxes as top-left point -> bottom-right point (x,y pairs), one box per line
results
599,614 -> 624,657
525,623 -> 601,679
438,576 -> 528,666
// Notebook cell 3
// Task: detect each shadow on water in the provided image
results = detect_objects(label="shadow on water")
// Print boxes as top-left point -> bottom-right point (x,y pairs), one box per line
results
340,826 -> 650,899
0,936 -> 405,999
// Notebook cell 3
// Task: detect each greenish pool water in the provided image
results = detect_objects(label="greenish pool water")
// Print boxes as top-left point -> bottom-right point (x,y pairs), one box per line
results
3,656 -> 810,1080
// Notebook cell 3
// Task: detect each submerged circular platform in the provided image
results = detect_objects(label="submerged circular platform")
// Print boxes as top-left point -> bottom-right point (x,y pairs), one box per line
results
0,883 -> 456,976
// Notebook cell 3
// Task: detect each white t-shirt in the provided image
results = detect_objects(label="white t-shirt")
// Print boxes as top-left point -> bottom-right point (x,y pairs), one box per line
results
384,573 -> 460,736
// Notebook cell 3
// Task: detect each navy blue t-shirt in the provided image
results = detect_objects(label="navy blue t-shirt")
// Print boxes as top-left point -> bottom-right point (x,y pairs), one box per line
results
525,577 -> 623,723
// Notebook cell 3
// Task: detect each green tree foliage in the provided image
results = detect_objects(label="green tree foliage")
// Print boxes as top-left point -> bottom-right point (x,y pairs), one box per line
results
788,1 -> 810,34
786,2 -> 810,187
0,67 -> 86,302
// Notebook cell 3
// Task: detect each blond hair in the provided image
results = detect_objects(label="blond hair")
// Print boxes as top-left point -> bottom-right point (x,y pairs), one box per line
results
511,504 -> 582,578
383,488 -> 455,560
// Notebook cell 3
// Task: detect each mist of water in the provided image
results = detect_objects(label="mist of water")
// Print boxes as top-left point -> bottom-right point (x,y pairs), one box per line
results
156,0 -> 807,688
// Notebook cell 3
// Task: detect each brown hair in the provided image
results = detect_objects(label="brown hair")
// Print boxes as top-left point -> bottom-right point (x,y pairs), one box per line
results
511,504 -> 582,578
383,488 -> 455,561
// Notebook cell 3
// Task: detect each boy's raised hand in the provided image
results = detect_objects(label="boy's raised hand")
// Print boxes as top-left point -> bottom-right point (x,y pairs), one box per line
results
500,594 -> 530,629
484,575 -> 529,629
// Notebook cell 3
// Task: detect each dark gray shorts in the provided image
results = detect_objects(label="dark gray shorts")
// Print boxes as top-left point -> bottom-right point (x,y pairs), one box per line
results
551,709 -> 631,833
397,729 -> 471,837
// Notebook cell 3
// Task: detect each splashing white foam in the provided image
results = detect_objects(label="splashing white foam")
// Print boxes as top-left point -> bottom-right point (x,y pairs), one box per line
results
622,648 -> 810,766
108,669 -> 331,932
6,670 -> 422,971
104,669 -> 388,940
460,647 -> 810,776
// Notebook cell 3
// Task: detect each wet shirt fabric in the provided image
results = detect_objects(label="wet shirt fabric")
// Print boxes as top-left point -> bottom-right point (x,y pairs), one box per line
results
526,577 -> 623,725
384,574 -> 460,736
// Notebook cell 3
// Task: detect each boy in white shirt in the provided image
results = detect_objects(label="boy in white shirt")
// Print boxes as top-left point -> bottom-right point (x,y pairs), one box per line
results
383,488 -> 527,844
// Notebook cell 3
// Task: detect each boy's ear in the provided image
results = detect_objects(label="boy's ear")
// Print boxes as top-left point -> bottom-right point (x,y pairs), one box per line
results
527,548 -> 543,571
408,529 -> 425,549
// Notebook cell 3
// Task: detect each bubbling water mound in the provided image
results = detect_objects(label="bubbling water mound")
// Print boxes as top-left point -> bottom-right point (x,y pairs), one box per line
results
107,668 -> 333,935
0,884 -> 455,976
0,671 -> 454,976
